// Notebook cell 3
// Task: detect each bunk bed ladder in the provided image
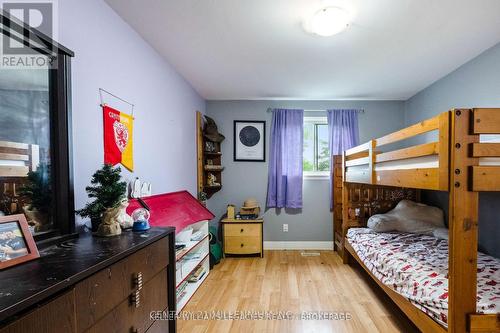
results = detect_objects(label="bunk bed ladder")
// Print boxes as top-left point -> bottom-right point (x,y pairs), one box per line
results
448,109 -> 479,333
467,108 -> 500,333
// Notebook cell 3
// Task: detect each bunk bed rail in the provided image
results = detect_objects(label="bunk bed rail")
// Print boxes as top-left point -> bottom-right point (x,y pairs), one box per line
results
344,111 -> 450,190
0,140 -> 39,177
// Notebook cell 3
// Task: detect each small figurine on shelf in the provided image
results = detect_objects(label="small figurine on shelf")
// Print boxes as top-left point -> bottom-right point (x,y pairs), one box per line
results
140,182 -> 152,197
207,173 -> 220,187
130,177 -> 141,199
198,192 -> 208,206
205,141 -> 216,152
130,178 -> 152,198
227,204 -> 235,219
116,198 -> 134,229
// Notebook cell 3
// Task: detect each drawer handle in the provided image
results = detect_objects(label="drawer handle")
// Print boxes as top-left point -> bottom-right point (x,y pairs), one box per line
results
240,228 -> 244,233
130,289 -> 141,308
133,272 -> 143,290
130,327 -> 139,333
240,243 -> 244,247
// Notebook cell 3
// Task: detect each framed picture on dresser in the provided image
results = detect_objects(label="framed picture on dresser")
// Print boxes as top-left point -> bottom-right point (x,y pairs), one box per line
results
0,215 -> 39,270
234,120 -> 266,162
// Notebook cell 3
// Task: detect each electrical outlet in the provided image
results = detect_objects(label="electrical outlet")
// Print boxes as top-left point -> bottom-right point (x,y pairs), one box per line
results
283,224 -> 288,232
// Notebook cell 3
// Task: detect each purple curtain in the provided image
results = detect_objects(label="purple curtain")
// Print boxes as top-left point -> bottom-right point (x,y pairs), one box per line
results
266,109 -> 304,209
327,109 -> 360,208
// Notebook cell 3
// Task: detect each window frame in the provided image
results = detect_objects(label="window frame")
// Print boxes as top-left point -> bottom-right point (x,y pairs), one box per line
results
303,116 -> 330,179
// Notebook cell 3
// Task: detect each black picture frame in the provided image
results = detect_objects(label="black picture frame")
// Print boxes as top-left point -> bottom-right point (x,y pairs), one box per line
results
233,120 -> 266,162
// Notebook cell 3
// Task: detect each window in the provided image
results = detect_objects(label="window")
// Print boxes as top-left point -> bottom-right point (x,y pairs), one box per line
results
303,117 -> 329,177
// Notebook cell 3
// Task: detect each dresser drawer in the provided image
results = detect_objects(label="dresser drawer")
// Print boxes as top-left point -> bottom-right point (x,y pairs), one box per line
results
85,269 -> 168,333
224,224 -> 261,237
0,290 -> 76,333
225,236 -> 261,254
75,236 -> 170,332
146,319 -> 169,333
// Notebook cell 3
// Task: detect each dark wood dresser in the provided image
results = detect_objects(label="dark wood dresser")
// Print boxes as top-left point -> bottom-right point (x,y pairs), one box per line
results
0,227 -> 176,333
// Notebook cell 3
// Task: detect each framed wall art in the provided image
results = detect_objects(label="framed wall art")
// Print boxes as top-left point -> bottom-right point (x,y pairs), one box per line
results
0,214 -> 40,270
234,120 -> 266,162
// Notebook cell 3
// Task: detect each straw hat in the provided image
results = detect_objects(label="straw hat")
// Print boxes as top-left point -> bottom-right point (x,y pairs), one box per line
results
241,198 -> 259,210
240,198 -> 260,217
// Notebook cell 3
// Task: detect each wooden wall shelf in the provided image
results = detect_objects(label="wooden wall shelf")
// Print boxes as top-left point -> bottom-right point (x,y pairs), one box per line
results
204,166 -> 224,172
197,111 -> 224,200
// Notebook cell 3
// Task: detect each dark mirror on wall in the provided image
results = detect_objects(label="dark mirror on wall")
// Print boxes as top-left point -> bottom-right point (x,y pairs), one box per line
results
0,68 -> 53,235
0,12 -> 75,240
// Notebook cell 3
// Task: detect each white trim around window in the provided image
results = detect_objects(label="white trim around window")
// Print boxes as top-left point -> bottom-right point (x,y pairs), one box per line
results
303,171 -> 330,180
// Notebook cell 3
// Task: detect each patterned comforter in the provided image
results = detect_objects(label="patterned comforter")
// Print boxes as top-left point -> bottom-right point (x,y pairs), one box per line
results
346,228 -> 500,327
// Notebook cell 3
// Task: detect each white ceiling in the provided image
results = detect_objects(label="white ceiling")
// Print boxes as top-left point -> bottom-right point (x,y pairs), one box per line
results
105,0 -> 500,100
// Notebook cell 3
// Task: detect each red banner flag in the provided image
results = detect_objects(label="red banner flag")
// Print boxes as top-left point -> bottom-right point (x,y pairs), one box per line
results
103,105 -> 134,171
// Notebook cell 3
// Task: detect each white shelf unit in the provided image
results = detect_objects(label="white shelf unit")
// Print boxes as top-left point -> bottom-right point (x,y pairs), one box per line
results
175,220 -> 210,313
176,256 -> 210,312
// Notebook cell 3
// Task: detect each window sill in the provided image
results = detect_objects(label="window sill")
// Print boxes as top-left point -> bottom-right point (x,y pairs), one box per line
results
304,173 -> 330,180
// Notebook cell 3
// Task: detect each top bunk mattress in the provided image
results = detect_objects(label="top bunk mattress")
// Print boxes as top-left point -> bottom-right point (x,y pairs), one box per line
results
346,228 -> 500,327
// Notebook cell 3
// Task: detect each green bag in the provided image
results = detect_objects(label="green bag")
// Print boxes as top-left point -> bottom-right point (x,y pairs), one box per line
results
209,226 -> 222,267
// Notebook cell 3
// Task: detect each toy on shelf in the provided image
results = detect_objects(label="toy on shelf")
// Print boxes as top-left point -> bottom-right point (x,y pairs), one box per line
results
131,207 -> 151,231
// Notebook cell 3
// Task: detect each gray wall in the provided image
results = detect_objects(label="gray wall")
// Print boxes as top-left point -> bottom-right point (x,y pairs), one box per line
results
404,42 -> 500,257
206,100 -> 405,241
58,0 -> 206,226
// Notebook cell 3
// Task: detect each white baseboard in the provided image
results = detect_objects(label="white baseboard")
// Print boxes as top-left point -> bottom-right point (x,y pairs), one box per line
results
263,241 -> 333,250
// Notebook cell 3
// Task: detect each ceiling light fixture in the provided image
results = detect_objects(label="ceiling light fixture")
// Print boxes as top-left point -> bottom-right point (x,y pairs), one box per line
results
305,6 -> 351,37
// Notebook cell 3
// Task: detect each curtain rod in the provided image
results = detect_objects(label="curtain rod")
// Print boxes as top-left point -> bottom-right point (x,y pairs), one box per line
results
266,108 -> 364,113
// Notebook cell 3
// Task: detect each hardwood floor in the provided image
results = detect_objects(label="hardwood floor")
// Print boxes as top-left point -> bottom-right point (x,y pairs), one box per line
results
178,250 -> 419,333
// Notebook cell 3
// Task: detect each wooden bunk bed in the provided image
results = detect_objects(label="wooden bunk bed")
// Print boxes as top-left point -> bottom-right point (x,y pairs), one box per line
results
0,140 -> 40,215
340,108 -> 500,333
0,140 -> 39,177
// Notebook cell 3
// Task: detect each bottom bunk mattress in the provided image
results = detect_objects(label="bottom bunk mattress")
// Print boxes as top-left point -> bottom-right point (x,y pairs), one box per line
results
346,228 -> 500,327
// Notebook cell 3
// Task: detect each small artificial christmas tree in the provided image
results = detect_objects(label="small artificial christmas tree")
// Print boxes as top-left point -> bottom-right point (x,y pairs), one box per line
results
76,164 -> 127,231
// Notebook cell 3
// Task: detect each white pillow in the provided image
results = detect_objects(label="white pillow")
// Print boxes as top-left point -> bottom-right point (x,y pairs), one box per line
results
367,200 -> 445,235
433,228 -> 449,240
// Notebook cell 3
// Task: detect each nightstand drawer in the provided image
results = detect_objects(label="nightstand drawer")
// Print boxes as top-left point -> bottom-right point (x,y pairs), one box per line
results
224,224 -> 261,237
225,236 -> 261,254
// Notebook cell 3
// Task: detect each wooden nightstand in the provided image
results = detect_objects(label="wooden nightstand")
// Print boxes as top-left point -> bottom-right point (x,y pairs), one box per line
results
221,218 -> 264,258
